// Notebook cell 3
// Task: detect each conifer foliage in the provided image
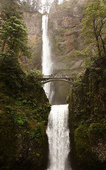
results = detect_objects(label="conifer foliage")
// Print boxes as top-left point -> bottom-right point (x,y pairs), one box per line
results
82,0 -> 106,58
76,0 -> 106,66
0,0 -> 31,90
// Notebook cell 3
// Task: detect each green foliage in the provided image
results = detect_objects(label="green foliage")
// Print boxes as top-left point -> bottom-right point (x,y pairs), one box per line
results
69,56 -> 106,169
0,78 -> 50,169
74,123 -> 93,165
76,0 -> 106,69
0,1 -> 34,92
0,115 -> 16,170
0,0 -> 23,21
84,1 -> 106,56
0,51 -> 24,89
0,0 -> 32,57
25,69 -> 43,87
0,16 -> 31,57
88,123 -> 106,145
10,110 -> 27,126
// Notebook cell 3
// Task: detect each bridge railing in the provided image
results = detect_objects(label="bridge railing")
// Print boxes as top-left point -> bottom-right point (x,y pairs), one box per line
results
43,75 -> 74,79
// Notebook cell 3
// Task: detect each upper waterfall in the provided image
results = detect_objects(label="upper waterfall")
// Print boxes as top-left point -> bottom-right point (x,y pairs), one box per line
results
42,14 -> 53,101
42,15 -> 52,76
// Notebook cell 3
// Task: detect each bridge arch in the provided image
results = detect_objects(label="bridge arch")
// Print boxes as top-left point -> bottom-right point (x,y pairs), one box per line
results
42,78 -> 73,84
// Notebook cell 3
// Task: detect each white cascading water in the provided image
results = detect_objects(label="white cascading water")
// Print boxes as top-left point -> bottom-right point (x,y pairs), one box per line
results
42,14 -> 53,100
58,0 -> 64,4
42,15 -> 52,75
46,105 -> 70,170
41,0 -> 71,170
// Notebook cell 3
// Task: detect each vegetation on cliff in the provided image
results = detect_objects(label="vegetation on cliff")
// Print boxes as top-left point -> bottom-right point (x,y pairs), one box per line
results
0,75 -> 50,170
69,1 -> 106,169
0,1 -> 50,170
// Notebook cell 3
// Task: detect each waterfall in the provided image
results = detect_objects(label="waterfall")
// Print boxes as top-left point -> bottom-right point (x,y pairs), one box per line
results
42,15 -> 52,76
58,0 -> 64,4
41,0 -> 71,170
42,14 -> 53,100
46,105 -> 70,170
58,0 -> 69,5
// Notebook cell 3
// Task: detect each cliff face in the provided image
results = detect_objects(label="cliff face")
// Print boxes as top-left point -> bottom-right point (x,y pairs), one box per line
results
22,12 -> 42,71
48,0 -> 86,77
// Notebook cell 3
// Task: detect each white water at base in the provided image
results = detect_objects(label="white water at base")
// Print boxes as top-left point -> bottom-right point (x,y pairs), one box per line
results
46,105 -> 71,170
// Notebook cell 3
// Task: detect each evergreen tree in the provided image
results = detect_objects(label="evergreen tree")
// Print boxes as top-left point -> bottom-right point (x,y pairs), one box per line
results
0,50 -> 24,89
0,0 -> 31,89
82,0 -> 106,58
0,16 -> 31,57
0,0 -> 31,56
0,0 -> 23,20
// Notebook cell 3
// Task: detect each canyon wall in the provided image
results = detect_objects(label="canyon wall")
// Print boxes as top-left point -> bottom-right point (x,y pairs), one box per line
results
22,11 -> 42,71
48,0 -> 85,77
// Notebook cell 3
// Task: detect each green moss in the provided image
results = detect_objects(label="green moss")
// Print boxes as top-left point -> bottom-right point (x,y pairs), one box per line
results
88,123 -> 106,145
75,123 -> 94,166
69,56 -> 106,169
0,80 -> 50,170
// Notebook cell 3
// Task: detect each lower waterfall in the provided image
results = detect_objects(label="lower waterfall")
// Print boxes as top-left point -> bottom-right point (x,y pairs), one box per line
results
46,105 -> 71,170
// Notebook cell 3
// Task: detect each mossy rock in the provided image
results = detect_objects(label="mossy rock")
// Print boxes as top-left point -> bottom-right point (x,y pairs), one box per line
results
74,123 -> 94,166
0,83 -> 50,170
88,123 -> 106,146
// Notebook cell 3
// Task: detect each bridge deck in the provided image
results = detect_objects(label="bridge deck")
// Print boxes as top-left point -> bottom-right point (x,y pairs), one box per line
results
36,77 -> 74,84
37,77 -> 74,80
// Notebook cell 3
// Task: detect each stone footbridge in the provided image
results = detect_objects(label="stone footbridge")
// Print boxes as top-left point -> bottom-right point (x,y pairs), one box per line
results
37,76 -> 74,84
